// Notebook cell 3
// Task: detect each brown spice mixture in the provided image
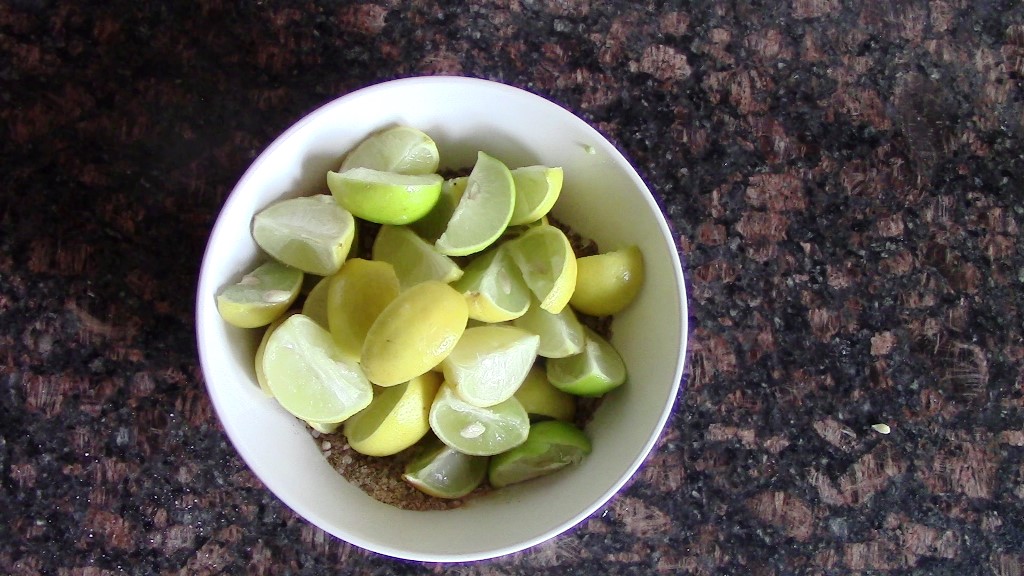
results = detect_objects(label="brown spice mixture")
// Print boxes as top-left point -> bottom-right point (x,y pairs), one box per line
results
314,216 -> 611,511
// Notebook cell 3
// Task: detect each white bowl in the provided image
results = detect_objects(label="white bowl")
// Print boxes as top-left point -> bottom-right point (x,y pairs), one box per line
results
195,76 -> 688,562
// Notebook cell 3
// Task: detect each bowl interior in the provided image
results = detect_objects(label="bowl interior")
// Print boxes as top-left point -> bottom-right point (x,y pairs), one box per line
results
196,77 -> 688,562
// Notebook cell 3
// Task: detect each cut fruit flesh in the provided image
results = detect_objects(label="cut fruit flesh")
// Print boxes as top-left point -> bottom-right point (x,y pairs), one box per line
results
402,437 -> 488,499
428,383 -> 530,456
441,325 -> 540,408
216,260 -> 303,329
451,247 -> 531,323
251,194 -> 355,276
372,225 -> 463,289
546,327 -> 627,397
339,125 -> 440,175
434,151 -> 516,257
261,314 -> 373,423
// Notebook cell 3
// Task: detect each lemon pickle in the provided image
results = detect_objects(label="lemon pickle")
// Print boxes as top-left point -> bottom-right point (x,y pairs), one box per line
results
215,125 -> 646,504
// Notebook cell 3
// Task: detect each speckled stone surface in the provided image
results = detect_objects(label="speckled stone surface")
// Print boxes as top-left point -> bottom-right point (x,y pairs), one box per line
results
2,1 -> 1023,574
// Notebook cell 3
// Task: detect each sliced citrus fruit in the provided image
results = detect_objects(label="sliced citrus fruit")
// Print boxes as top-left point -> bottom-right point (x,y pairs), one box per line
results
361,280 -> 468,386
343,371 -> 442,456
435,151 -> 516,257
261,314 -> 373,423
546,327 -> 627,397
402,436 -> 488,499
505,224 -> 577,314
441,325 -> 540,407
508,165 -> 563,226
254,311 -> 297,396
216,261 -> 303,328
487,420 -> 591,488
371,225 -> 463,289
429,383 -> 530,456
327,167 -> 443,225
326,258 -> 401,362
301,275 -> 331,327
409,176 -> 467,242
339,125 -> 440,175
569,245 -> 645,316
251,194 -> 355,276
450,247 -> 531,323
512,297 -> 585,358
513,365 -> 576,422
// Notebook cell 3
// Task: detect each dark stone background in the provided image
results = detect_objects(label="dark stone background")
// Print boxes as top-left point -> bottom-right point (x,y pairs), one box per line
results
2,1 -> 1023,574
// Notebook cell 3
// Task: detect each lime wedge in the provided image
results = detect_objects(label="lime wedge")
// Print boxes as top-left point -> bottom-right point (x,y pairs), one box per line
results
569,245 -> 645,316
505,224 -> 578,314
509,165 -> 563,226
361,280 -> 469,386
343,371 -> 442,457
429,383 -> 530,456
546,327 -> 626,397
301,275 -> 331,327
451,247 -> 531,323
487,420 -> 591,488
327,168 -> 443,225
261,314 -> 373,423
252,194 -> 355,276
371,225 -> 463,289
512,297 -> 585,358
339,125 -> 440,175
435,151 -> 516,257
402,436 -> 488,499
513,364 -> 576,422
326,258 -> 401,362
441,325 -> 540,407
409,176 -> 467,242
216,261 -> 303,328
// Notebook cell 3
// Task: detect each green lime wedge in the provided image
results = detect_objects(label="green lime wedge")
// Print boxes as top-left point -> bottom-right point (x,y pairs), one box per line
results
488,420 -> 591,488
429,383 -> 530,456
251,194 -> 355,276
441,325 -> 539,408
216,260 -> 303,328
402,436 -> 488,499
435,151 -> 516,257
504,224 -> 577,314
545,327 -> 627,397
451,247 -> 531,323
512,297 -> 585,358
509,165 -> 563,226
327,168 -> 443,225
261,314 -> 373,423
339,125 -> 440,175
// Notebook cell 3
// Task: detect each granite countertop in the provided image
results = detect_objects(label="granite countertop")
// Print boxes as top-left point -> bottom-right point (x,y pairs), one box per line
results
2,1 -> 1023,574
